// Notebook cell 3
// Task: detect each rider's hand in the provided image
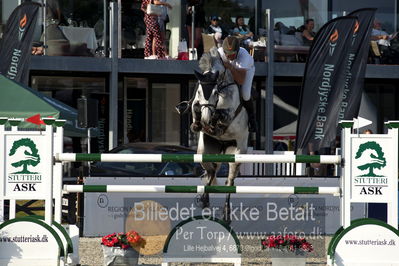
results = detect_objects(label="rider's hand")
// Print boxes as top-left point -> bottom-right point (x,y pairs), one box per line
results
222,60 -> 232,70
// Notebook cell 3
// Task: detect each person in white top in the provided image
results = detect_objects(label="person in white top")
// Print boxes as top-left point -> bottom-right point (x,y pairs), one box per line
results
371,19 -> 394,47
205,16 -> 227,47
218,36 -> 257,132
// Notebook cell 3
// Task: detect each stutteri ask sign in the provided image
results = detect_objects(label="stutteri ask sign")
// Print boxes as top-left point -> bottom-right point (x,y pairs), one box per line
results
350,136 -> 396,203
4,135 -> 52,199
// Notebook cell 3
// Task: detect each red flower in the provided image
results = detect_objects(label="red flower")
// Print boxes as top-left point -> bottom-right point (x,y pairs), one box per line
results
101,231 -> 146,249
260,234 -> 313,253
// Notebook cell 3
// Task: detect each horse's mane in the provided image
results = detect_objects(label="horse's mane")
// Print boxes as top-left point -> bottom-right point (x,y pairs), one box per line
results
198,47 -> 234,84
198,47 -> 219,73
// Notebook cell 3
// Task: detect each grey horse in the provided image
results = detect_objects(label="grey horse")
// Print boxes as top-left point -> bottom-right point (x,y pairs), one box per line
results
191,47 -> 249,222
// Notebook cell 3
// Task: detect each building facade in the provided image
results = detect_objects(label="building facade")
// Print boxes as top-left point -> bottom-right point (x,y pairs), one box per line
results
1,0 -> 399,152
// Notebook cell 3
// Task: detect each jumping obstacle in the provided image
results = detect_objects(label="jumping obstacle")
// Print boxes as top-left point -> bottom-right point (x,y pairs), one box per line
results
64,184 -> 341,195
1,117 -> 399,266
56,153 -> 341,164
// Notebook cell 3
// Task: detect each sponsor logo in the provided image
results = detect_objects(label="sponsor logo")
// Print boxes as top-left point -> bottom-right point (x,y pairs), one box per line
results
353,20 -> 360,34
8,138 -> 42,192
354,141 -> 387,196
18,14 -> 27,41
351,20 -> 360,45
355,141 -> 386,177
329,29 -> 339,56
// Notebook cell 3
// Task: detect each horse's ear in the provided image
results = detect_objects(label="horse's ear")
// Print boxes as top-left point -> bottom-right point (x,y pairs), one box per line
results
211,71 -> 219,81
194,70 -> 204,81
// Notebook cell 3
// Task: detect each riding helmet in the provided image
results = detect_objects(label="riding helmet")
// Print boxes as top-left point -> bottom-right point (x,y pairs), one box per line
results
222,36 -> 240,56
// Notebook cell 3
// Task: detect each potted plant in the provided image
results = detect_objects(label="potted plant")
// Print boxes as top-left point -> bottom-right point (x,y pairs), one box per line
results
101,230 -> 146,266
261,234 -> 313,266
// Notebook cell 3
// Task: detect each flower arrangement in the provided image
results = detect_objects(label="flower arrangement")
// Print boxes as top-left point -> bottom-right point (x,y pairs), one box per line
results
261,234 -> 313,253
102,231 -> 146,250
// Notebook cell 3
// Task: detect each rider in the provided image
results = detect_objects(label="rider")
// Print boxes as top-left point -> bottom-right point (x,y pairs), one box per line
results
218,36 -> 257,132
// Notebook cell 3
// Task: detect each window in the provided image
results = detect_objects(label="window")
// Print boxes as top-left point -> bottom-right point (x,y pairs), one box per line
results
261,0 -> 328,31
332,0 -> 396,33
151,83 -> 181,144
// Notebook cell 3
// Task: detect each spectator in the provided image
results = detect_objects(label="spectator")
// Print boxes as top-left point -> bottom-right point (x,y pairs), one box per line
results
275,21 -> 295,35
141,0 -> 171,59
205,16 -> 227,47
185,0 -> 205,53
46,0 -> 62,25
219,11 -> 235,35
301,18 -> 316,46
157,0 -> 173,58
32,42 -> 44,55
233,16 -> 254,50
371,19 -> 393,47
307,143 -> 328,176
363,129 -> 373,134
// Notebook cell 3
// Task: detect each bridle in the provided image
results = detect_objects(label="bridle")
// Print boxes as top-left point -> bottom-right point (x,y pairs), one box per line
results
197,52 -> 235,111
195,54 -> 244,129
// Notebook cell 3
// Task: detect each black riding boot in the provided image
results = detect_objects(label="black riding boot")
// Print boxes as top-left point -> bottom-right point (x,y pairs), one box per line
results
243,99 -> 257,132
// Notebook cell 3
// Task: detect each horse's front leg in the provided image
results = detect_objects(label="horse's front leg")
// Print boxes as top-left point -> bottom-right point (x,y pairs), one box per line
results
191,102 -> 202,132
223,162 -> 240,223
198,166 -> 217,208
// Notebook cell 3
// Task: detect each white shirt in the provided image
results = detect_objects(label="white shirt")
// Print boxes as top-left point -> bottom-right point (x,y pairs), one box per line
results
210,25 -> 222,34
217,47 -> 255,101
217,47 -> 254,71
372,28 -> 390,46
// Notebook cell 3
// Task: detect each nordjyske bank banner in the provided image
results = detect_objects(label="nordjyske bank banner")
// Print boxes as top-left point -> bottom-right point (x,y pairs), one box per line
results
296,16 -> 358,155
0,2 -> 40,85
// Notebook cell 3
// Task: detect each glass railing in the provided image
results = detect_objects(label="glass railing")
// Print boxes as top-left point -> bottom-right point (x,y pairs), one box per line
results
255,10 -> 399,64
1,0 -> 108,57
42,0 -> 107,57
1,1 -> 395,63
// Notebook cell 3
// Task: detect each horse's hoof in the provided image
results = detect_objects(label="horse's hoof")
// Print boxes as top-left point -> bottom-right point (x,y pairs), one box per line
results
191,122 -> 202,132
196,194 -> 210,209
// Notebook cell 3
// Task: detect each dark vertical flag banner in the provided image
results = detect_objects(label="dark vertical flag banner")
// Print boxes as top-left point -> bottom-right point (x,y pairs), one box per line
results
342,8 -> 376,121
0,2 -> 41,85
296,16 -> 357,154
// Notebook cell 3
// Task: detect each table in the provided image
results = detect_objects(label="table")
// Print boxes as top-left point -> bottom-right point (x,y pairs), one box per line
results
60,26 -> 98,50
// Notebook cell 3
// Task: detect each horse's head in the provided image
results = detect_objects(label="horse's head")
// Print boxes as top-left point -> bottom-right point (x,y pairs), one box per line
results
194,70 -> 219,100
192,70 -> 220,127
198,47 -> 234,85
191,47 -> 242,136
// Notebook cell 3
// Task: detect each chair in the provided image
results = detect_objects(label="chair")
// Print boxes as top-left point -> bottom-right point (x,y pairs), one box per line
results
369,41 -> 382,64
250,37 -> 266,62
201,33 -> 216,53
